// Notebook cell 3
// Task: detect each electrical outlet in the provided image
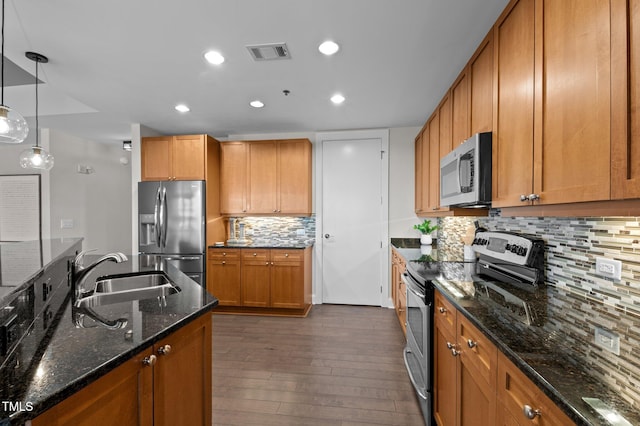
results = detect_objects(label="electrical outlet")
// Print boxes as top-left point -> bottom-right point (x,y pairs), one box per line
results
596,257 -> 622,280
594,327 -> 620,355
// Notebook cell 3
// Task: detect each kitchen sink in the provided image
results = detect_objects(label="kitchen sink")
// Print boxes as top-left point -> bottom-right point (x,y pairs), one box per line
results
74,271 -> 180,308
94,271 -> 172,293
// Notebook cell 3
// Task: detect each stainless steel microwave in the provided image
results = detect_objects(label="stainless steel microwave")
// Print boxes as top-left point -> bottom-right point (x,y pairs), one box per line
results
440,132 -> 492,208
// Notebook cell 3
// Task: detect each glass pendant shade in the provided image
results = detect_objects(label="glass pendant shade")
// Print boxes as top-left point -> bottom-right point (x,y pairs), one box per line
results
0,105 -> 28,143
19,145 -> 54,170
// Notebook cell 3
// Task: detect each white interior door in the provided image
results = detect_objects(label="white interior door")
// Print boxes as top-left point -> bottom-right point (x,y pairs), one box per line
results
321,137 -> 385,306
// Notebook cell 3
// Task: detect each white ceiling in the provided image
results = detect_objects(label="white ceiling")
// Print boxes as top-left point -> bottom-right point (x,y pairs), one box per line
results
2,0 -> 509,144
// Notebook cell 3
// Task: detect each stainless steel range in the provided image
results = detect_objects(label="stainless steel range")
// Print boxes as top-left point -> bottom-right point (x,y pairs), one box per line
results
401,231 -> 546,426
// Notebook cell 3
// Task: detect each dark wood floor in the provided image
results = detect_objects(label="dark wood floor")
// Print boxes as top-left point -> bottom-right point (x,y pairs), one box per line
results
212,304 -> 425,425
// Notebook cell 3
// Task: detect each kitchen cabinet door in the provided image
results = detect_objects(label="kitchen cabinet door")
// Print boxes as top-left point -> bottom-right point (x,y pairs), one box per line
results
469,33 -> 494,135
141,136 -> 172,181
492,0 -> 536,208
247,141 -> 278,214
415,127 -> 431,215
32,349 -> 154,426
171,135 -> 206,180
241,250 -> 271,307
207,249 -> 241,306
277,139 -> 312,214
153,313 -> 212,426
270,249 -> 305,309
533,0 -> 612,204
612,0 -> 640,199
220,142 -> 247,214
428,112 -> 441,211
451,70 -> 470,146
434,312 -> 457,426
496,351 -> 574,426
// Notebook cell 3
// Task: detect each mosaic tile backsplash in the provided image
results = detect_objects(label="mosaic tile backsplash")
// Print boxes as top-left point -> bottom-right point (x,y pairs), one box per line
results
230,216 -> 316,246
438,214 -> 640,410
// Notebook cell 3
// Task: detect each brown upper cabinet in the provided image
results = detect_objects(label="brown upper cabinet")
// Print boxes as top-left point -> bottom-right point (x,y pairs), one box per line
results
493,0 -> 618,207
611,0 -> 640,200
141,134 -> 212,181
220,139 -> 312,216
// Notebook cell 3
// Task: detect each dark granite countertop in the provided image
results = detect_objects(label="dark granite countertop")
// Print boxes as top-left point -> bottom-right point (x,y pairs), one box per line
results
392,242 -> 640,426
1,255 -> 218,424
208,241 -> 314,249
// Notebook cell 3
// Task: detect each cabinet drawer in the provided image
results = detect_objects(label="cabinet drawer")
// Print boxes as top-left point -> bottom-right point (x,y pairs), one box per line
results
208,249 -> 240,261
271,250 -> 303,263
241,249 -> 270,263
434,290 -> 456,335
457,313 -> 497,388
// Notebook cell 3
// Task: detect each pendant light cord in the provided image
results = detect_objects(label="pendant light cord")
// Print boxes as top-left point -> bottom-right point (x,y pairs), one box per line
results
34,56 -> 39,147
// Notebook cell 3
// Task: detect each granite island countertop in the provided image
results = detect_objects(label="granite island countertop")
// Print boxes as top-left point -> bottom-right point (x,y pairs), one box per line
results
392,241 -> 640,426
1,254 -> 218,424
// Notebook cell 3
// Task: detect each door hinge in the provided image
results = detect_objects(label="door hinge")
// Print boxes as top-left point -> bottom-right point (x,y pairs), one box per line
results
380,285 -> 383,293
380,150 -> 385,159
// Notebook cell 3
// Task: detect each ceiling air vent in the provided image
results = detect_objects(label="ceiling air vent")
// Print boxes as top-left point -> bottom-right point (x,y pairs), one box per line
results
246,43 -> 291,61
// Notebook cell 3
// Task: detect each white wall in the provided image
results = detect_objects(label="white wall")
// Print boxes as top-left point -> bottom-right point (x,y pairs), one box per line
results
389,126 -> 421,237
48,130 -> 132,252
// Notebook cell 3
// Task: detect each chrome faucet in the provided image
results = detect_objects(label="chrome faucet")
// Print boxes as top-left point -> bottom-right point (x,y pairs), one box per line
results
73,250 -> 128,298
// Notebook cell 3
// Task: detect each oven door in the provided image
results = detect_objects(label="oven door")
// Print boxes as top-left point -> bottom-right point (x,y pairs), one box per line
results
403,273 -> 433,425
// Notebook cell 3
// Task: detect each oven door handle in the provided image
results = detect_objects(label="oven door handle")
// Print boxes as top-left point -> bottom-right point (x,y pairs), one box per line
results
403,347 -> 428,401
402,273 -> 425,299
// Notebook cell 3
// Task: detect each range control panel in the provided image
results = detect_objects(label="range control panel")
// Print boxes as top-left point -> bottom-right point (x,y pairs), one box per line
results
472,231 -> 544,267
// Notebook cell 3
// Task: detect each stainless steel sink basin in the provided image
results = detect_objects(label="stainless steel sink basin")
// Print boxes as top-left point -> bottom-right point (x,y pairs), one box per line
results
94,271 -> 172,293
74,272 -> 180,308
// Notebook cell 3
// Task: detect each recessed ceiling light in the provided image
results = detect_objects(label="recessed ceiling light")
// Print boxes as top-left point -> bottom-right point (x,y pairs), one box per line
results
250,100 -> 264,108
175,104 -> 190,113
330,94 -> 345,104
319,41 -> 340,56
204,50 -> 225,65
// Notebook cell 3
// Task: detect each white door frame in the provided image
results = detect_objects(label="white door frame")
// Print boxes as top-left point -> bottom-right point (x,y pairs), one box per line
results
314,129 -> 390,307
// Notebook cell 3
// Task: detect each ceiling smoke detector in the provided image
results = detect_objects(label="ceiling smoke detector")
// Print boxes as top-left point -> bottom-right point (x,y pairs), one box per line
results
246,43 -> 291,61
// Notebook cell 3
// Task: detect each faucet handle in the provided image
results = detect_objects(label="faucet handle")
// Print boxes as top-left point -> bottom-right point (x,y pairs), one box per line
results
74,249 -> 97,268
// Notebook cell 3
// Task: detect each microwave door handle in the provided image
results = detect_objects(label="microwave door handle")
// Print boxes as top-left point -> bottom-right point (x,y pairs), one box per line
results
457,155 -> 463,192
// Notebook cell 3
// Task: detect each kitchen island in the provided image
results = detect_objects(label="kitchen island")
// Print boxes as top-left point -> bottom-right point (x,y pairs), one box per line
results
0,241 -> 218,425
392,241 -> 640,426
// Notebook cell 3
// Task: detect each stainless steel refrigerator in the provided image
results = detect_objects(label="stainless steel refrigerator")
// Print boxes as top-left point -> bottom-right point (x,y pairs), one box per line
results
138,180 -> 206,285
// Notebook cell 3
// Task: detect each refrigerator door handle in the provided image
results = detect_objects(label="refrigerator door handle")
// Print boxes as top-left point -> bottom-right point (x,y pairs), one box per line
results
161,186 -> 168,248
154,185 -> 162,247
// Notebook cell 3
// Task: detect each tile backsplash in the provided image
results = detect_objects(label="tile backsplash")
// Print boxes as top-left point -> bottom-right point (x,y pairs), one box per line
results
438,213 -> 640,409
230,216 -> 316,246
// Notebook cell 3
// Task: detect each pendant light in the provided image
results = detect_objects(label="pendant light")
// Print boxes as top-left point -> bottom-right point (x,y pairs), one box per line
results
0,0 -> 28,143
19,52 -> 53,170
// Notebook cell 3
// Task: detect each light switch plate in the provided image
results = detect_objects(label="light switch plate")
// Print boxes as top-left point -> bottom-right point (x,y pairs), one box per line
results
595,257 -> 622,280
60,219 -> 74,229
594,327 -> 620,355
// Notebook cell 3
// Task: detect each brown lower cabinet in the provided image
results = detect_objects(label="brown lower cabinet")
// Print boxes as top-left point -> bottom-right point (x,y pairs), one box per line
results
32,314 -> 212,426
390,248 -> 407,336
434,290 -> 497,426
207,247 -> 312,316
496,351 -> 573,426
433,289 -> 574,426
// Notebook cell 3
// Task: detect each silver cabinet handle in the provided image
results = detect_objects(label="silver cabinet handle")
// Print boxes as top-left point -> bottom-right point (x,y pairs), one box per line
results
520,194 -> 529,202
157,344 -> 172,356
528,194 -> 540,201
142,354 -> 157,366
438,307 -> 447,314
522,405 -> 541,420
467,339 -> 477,348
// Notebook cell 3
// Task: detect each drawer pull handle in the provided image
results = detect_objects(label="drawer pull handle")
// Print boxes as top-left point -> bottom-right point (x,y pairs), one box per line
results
438,307 -> 447,314
142,355 -> 157,366
467,339 -> 477,348
522,405 -> 541,420
446,342 -> 459,356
